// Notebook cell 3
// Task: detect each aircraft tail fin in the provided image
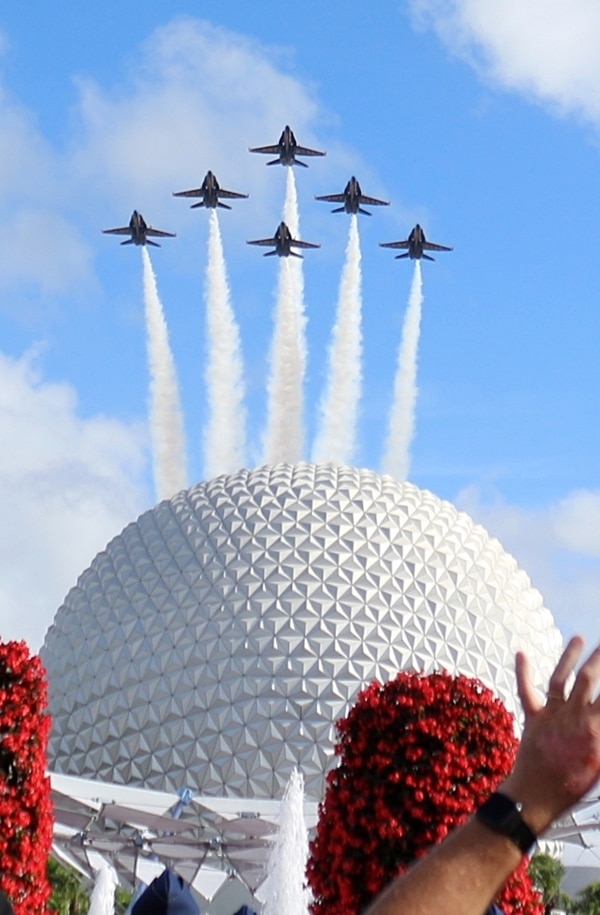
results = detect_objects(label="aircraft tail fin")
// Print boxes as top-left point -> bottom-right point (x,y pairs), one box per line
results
289,250 -> 304,258
394,252 -> 410,259
146,239 -> 161,247
358,207 -> 372,216
266,158 -> 281,166
263,250 -> 278,257
190,201 -> 207,209
217,202 -> 232,210
331,206 -> 346,214
294,159 -> 309,167
120,239 -> 134,246
422,253 -> 435,261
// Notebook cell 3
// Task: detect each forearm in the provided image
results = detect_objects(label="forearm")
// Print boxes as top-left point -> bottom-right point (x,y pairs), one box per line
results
365,816 -> 523,915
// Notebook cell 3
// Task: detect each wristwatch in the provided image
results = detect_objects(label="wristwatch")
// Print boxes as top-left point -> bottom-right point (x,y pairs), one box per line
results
476,792 -> 537,855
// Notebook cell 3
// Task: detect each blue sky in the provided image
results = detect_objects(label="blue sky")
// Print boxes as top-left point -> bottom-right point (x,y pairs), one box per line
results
1,0 -> 599,652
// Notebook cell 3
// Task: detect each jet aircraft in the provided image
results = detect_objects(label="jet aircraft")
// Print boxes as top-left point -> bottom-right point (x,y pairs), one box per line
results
102,211 -> 176,247
247,221 -> 320,258
379,224 -> 453,261
172,170 -> 249,209
315,176 -> 389,216
249,125 -> 326,167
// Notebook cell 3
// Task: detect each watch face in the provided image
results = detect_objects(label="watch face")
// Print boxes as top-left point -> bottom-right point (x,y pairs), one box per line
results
479,792 -> 516,824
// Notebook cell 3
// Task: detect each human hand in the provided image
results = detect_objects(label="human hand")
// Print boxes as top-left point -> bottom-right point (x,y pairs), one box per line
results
501,636 -> 600,834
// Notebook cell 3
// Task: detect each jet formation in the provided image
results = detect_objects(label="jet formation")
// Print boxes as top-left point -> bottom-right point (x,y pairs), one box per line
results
102,211 -> 176,247
249,126 -> 326,167
102,127 -> 453,262
379,224 -> 453,261
173,170 -> 249,210
315,176 -> 389,216
246,221 -> 320,258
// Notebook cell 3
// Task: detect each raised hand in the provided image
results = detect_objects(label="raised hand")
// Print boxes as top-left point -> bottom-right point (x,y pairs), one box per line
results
501,636 -> 600,834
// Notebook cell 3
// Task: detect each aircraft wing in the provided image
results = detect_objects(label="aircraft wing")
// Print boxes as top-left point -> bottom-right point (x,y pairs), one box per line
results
290,239 -> 320,250
145,228 -> 176,238
359,195 -> 389,207
423,241 -> 453,252
294,145 -> 326,157
172,188 -> 203,198
247,238 -> 278,247
379,240 -> 410,249
102,227 -> 132,235
218,189 -> 249,200
314,193 -> 345,203
248,144 -> 281,155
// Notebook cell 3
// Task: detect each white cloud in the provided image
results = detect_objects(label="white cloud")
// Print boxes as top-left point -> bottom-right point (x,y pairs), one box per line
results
0,89 -> 56,200
0,89 -> 96,297
552,489 -> 600,555
409,0 -> 600,124
0,17 -> 339,299
0,349 -> 150,651
455,484 -> 600,649
0,209 -> 92,295
71,18 -> 327,218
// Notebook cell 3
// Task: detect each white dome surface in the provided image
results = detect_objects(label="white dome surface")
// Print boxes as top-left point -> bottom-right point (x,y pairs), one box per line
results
42,463 -> 563,801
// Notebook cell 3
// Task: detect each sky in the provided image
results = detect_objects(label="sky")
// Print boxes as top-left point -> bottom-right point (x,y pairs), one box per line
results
1,0 -> 599,653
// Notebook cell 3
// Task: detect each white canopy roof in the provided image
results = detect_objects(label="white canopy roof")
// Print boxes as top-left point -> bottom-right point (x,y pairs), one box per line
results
50,771 -> 317,903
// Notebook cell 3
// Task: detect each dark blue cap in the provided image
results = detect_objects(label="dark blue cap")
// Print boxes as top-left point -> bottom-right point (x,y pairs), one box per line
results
485,906 -> 504,915
131,869 -> 199,915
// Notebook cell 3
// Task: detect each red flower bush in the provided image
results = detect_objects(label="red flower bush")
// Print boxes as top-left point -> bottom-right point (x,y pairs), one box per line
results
307,670 -> 542,915
0,640 -> 53,915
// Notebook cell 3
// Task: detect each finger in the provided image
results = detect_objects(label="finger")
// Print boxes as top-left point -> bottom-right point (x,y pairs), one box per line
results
516,650 -> 539,717
547,636 -> 585,698
570,643 -> 600,706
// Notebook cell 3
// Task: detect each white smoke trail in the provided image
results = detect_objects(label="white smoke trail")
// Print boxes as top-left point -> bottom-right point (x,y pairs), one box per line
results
382,260 -> 423,481
283,166 -> 300,237
312,214 -> 363,464
203,210 -> 247,478
88,861 -> 117,915
263,768 -> 311,915
263,169 -> 307,463
141,247 -> 188,500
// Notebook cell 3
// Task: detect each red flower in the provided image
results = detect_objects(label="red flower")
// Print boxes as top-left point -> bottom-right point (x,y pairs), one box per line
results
307,670 -> 542,915
0,641 -> 53,915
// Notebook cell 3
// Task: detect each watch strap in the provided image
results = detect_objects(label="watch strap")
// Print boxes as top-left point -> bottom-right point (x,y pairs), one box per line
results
476,791 -> 537,855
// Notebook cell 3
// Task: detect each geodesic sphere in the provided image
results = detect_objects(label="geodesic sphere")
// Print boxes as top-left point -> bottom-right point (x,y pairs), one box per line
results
42,463 -> 563,800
